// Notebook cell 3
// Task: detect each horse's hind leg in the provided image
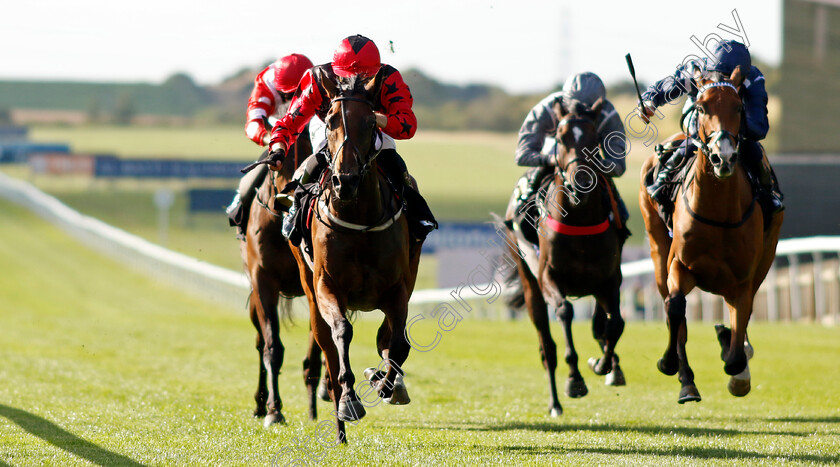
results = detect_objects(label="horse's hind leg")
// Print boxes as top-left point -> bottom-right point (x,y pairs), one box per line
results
555,297 -> 589,400
589,300 -> 626,386
250,296 -> 268,418
253,278 -> 286,425
588,287 -> 625,378
371,288 -> 411,405
302,329 -> 322,420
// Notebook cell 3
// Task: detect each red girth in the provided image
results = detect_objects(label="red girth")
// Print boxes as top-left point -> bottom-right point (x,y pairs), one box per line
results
544,214 -> 610,236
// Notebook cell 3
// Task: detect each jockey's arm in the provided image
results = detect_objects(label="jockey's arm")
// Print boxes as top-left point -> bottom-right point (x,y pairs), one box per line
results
378,67 -> 417,139
515,94 -> 560,167
596,100 -> 627,177
741,67 -> 769,142
639,61 -> 700,114
245,68 -> 276,146
269,69 -> 322,153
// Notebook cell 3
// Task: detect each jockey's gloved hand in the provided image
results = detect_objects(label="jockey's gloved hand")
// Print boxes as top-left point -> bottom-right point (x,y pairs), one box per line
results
637,101 -> 655,124
267,144 -> 286,168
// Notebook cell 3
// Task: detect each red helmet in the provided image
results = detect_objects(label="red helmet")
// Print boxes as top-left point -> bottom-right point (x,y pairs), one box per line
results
332,35 -> 381,78
273,53 -> 313,93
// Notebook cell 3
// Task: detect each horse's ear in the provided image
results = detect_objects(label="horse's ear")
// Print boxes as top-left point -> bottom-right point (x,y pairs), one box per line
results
693,67 -> 705,84
318,68 -> 339,99
553,97 -> 568,119
591,96 -> 605,115
364,67 -> 385,104
729,65 -> 744,88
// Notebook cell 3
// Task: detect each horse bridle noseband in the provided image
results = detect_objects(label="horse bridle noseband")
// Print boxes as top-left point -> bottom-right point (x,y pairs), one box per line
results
327,96 -> 382,180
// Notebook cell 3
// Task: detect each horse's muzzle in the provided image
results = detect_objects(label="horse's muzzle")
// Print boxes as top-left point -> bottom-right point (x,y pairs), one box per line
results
710,153 -> 735,179
333,173 -> 361,200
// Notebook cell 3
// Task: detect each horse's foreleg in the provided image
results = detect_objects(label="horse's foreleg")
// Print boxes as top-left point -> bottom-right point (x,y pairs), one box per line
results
316,281 -> 365,423
662,259 -> 701,403
723,292 -> 752,376
522,269 -> 563,416
302,329 -> 322,420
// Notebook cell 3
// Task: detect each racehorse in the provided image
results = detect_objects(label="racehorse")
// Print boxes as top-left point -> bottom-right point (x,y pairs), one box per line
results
504,97 -> 626,416
290,68 -> 422,443
639,66 -> 784,403
241,130 -> 328,426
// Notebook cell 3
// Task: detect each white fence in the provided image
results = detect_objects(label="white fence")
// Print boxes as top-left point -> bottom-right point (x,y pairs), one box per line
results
2,171 -> 838,323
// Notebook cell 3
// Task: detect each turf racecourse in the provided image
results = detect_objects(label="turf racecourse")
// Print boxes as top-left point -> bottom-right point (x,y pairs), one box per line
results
1,199 -> 838,466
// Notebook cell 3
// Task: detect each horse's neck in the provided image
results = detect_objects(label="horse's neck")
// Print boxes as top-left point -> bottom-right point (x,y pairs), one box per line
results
548,174 -> 606,223
687,154 -> 751,222
332,163 -> 384,224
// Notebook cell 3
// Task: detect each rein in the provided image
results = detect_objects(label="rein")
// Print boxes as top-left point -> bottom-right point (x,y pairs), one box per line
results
316,93 -> 398,233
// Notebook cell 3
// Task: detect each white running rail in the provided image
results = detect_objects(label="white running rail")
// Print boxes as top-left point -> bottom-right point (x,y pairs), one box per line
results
2,171 -> 837,322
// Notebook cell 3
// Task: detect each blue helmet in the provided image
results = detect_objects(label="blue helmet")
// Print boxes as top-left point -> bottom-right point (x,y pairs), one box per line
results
705,40 -> 751,75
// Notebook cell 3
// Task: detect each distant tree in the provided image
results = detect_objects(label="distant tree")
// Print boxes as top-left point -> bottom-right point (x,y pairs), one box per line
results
162,72 -> 206,116
113,92 -> 135,125
0,107 -> 12,125
86,98 -> 101,124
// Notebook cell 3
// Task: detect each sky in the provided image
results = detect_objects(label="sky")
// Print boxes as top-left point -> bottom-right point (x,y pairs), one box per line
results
2,0 -> 782,94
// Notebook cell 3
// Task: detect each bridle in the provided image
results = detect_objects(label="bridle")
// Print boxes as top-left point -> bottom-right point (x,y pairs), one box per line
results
326,95 -> 382,181
553,116 -> 598,191
682,81 -> 743,160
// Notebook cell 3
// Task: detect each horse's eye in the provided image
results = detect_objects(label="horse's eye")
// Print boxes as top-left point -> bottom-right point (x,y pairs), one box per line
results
696,104 -> 706,115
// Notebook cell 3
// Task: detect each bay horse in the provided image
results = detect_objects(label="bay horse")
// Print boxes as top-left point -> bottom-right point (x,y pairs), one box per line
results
504,97 -> 626,416
290,68 -> 421,443
639,66 -> 784,403
241,130 -> 328,426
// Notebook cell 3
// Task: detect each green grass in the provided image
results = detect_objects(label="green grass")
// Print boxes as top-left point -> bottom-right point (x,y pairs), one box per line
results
1,197 -> 839,466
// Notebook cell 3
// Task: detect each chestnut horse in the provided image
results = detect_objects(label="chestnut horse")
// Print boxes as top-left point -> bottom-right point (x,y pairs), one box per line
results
241,131 -> 328,426
639,67 -> 784,403
290,68 -> 421,443
504,97 -> 626,417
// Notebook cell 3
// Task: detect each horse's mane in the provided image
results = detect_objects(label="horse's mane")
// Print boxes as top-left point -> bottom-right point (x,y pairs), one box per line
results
336,74 -> 367,95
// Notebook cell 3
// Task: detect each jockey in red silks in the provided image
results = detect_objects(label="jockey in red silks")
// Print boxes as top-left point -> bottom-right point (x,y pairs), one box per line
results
267,34 -> 437,242
227,53 -> 314,237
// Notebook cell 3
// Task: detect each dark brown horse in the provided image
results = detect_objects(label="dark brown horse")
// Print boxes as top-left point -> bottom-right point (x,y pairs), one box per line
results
290,69 -> 422,443
241,131 -> 328,426
504,97 -> 626,416
639,67 -> 784,403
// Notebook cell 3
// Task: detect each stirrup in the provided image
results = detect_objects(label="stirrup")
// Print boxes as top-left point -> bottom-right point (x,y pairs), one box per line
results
281,204 -> 296,238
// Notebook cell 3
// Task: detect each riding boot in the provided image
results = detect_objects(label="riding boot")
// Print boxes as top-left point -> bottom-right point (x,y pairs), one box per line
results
378,149 -> 438,241
227,159 -> 269,239
647,146 -> 685,205
282,151 -> 328,241
742,142 -> 784,213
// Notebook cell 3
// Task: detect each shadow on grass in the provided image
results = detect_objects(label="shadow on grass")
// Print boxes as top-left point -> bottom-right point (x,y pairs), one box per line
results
425,420 -> 810,438
0,458 -> 12,467
0,404 -> 145,467
768,416 -> 840,424
491,445 -> 839,464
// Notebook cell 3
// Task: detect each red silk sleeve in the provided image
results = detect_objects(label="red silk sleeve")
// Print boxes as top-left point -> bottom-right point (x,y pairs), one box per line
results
379,68 -> 416,139
244,67 -> 276,146
269,69 -> 322,149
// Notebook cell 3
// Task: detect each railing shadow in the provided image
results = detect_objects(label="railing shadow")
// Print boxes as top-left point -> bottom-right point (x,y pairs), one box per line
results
0,404 -> 145,467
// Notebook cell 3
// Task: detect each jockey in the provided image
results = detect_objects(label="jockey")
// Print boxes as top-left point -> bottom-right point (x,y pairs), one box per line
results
515,71 -> 630,233
639,39 -> 783,212
267,34 -> 437,242
227,53 -> 314,238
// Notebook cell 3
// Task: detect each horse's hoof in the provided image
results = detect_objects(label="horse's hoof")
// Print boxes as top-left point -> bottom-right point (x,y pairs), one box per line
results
677,385 -> 702,404
337,398 -> 366,421
565,378 -> 588,398
587,357 -> 612,376
657,357 -> 679,376
728,376 -> 751,397
605,366 -> 626,386
383,374 -> 410,405
263,412 -> 286,427
317,378 -> 332,402
549,406 -> 563,417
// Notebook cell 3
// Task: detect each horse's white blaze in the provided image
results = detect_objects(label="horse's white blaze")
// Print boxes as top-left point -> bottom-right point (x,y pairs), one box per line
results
717,138 -> 735,163
572,126 -> 583,143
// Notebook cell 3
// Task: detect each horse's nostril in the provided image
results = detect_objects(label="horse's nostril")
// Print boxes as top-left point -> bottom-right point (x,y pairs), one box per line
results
711,154 -> 721,165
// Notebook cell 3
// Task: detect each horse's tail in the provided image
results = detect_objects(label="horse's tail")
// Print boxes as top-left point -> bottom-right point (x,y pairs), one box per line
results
278,295 -> 295,323
489,213 -> 526,311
